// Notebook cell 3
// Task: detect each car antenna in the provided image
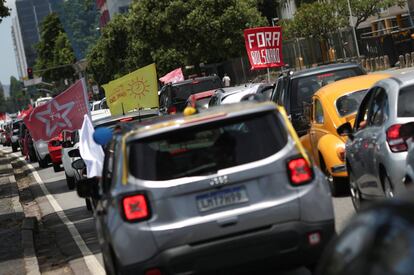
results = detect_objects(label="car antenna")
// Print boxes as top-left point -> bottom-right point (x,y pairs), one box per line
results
138,107 -> 141,122
121,103 -> 125,115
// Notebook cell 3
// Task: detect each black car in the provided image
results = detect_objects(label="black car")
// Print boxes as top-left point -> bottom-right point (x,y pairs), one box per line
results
271,63 -> 366,136
159,76 -> 223,113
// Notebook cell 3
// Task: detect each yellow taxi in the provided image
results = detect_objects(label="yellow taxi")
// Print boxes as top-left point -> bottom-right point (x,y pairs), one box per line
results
300,74 -> 390,195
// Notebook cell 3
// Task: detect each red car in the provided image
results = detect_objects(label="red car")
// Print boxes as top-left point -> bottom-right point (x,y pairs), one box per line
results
186,90 -> 215,109
48,133 -> 63,172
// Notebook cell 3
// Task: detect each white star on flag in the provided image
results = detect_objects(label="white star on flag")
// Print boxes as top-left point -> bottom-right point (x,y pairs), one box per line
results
35,100 -> 75,138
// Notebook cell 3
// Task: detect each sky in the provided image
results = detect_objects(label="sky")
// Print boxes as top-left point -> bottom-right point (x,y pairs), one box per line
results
0,0 -> 18,86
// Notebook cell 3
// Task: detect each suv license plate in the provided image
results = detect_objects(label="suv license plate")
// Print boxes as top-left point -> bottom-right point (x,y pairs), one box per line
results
196,186 -> 249,212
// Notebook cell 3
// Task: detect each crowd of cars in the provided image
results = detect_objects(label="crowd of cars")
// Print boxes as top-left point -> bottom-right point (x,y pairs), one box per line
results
2,62 -> 414,274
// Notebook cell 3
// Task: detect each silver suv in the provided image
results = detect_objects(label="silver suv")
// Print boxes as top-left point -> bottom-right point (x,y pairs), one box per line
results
80,102 -> 335,274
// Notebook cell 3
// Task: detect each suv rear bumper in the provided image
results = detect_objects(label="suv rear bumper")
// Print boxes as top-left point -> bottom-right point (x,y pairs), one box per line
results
118,219 -> 335,275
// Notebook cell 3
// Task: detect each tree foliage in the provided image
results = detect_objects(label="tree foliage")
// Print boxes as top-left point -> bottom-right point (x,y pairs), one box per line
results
0,0 -> 10,24
285,0 -> 406,40
34,13 -> 76,84
53,0 -> 100,60
338,0 -> 406,29
87,0 -> 266,84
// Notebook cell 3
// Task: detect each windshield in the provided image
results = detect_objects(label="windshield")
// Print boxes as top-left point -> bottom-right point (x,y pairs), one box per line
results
174,80 -> 222,96
129,111 -> 288,181
336,89 -> 368,117
291,68 -> 364,111
398,85 -> 414,117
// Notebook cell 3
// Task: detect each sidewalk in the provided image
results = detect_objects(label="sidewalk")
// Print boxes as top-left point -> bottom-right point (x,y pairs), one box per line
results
0,151 -> 26,275
0,149 -> 40,275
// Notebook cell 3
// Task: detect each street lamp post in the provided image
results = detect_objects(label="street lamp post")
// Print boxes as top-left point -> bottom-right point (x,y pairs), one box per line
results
347,0 -> 361,59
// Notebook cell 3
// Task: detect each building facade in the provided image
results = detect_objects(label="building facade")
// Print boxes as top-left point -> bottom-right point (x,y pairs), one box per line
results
11,16 -> 27,79
96,0 -> 131,27
14,0 -> 62,78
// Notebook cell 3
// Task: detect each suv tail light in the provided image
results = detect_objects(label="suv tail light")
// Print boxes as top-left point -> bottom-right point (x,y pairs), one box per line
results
122,194 -> 150,222
386,124 -> 408,153
287,157 -> 313,185
167,106 -> 177,114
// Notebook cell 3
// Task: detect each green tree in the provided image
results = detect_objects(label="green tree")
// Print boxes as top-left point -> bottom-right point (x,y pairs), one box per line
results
34,13 -> 76,84
87,0 -> 266,84
0,0 -> 10,23
337,0 -> 406,29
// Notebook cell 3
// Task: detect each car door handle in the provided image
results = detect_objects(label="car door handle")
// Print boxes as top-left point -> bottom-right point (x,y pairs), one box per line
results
217,216 -> 238,227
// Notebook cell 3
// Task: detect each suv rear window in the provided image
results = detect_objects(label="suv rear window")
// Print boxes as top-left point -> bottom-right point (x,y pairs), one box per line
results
129,111 -> 288,181
398,85 -> 414,117
173,79 -> 222,96
291,68 -> 363,111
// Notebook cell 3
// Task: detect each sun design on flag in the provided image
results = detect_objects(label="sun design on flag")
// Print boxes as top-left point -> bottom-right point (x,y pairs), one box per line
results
127,77 -> 150,99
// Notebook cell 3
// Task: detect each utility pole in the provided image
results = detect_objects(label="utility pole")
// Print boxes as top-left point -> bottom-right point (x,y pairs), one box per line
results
347,0 -> 361,58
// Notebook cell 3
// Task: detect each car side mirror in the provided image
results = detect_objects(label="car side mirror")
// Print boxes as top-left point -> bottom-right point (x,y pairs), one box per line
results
337,122 -> 354,139
71,159 -> 86,170
61,141 -> 73,148
68,148 -> 81,158
50,140 -> 61,147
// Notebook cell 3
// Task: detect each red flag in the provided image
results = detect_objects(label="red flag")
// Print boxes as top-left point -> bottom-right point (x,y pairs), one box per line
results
244,26 -> 284,70
159,68 -> 184,84
24,80 -> 89,141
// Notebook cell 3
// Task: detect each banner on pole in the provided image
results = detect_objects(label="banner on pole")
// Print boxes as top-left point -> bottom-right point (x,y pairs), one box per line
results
244,26 -> 284,70
102,63 -> 159,116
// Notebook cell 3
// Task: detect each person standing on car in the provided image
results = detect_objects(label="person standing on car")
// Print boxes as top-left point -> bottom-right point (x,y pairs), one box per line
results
222,73 -> 231,87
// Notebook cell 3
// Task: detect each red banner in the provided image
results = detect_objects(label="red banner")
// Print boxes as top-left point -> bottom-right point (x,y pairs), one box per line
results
159,67 -> 185,84
24,80 -> 89,141
244,26 -> 284,70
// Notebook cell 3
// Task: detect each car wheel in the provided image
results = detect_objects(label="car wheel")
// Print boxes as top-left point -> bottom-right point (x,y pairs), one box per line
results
65,173 -> 75,190
53,163 -> 61,172
103,247 -> 118,275
38,157 -> 48,168
349,167 -> 363,211
29,150 -> 37,162
320,157 -> 340,196
12,144 -> 18,152
382,173 -> 394,199
85,198 -> 92,211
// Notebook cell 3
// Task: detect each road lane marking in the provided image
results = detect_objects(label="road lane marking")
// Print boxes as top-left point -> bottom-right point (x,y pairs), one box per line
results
11,153 -> 105,275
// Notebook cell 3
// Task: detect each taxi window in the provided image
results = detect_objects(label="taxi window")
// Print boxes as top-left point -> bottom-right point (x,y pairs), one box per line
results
336,89 -> 368,117
314,99 -> 324,124
129,111 -> 288,181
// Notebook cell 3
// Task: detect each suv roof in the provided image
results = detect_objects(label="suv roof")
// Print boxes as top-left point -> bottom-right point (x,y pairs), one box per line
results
168,75 -> 221,87
93,109 -> 159,129
287,63 -> 364,79
124,102 -> 281,140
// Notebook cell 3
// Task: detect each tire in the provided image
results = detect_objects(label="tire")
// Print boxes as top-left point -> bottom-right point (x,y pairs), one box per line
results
85,198 -> 92,211
103,248 -> 117,275
349,166 -> 364,211
320,157 -> 341,197
53,163 -> 61,172
382,172 -> 394,199
12,143 -> 18,152
38,156 -> 48,168
29,149 -> 37,162
65,173 -> 75,190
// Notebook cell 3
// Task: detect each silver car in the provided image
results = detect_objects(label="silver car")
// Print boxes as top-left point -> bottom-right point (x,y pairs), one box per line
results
337,73 -> 414,210
79,102 -> 335,274
401,122 -> 414,186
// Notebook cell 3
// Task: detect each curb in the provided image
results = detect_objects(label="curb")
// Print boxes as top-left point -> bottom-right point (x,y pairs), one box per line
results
7,160 -> 41,275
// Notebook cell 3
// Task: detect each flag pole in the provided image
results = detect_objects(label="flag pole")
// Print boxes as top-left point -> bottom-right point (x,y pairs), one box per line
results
81,78 -> 91,119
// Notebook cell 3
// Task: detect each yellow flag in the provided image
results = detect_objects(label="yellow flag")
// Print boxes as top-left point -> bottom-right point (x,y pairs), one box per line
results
102,63 -> 159,115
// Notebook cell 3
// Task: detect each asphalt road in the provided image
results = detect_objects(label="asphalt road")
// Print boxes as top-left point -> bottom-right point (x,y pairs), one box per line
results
6,148 -> 355,275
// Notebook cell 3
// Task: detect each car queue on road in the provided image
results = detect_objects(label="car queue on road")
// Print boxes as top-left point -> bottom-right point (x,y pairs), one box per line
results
2,62 -> 414,275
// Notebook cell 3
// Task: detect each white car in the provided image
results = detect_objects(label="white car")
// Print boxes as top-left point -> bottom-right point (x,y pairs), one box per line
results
34,97 -> 52,107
